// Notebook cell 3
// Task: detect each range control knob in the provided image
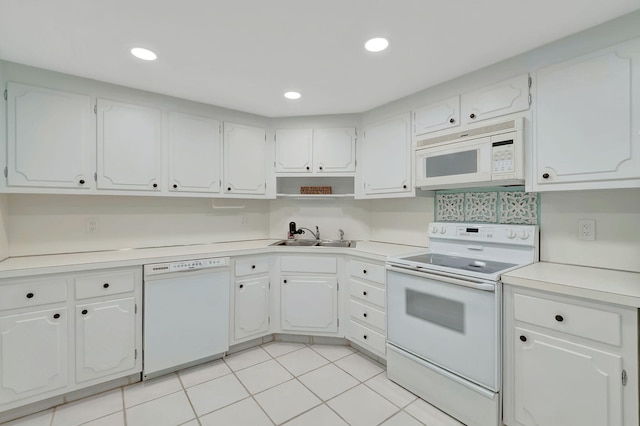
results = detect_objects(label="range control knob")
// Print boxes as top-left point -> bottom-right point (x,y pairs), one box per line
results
430,226 -> 438,234
439,227 -> 447,234
518,230 -> 530,240
506,230 -> 517,239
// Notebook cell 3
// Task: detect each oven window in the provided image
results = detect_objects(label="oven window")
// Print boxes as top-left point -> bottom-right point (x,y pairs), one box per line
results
425,150 -> 477,178
406,289 -> 465,333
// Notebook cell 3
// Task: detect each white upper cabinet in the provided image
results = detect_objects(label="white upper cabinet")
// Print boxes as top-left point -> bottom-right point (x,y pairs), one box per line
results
275,128 -> 356,175
358,113 -> 413,198
97,99 -> 162,191
223,122 -> 268,196
168,112 -> 221,193
7,83 -> 93,189
461,73 -> 530,125
534,38 -> 640,190
275,129 -> 313,173
413,95 -> 461,137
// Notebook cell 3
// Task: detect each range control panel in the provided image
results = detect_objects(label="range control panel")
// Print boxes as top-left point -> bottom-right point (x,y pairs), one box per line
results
144,257 -> 229,277
428,222 -> 537,245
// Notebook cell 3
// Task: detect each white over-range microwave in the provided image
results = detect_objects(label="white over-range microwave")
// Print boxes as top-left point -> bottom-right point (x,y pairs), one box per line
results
415,118 -> 524,189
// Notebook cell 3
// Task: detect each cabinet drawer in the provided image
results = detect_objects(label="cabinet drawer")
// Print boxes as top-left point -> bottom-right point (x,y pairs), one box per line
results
349,320 -> 386,355
350,299 -> 385,331
349,260 -> 385,284
280,256 -> 336,273
235,258 -> 269,277
349,279 -> 385,308
514,293 -> 622,346
0,279 -> 68,311
75,270 -> 136,300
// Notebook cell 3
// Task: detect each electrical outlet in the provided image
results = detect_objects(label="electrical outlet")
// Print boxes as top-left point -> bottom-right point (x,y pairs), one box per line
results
578,219 -> 595,241
86,217 -> 98,233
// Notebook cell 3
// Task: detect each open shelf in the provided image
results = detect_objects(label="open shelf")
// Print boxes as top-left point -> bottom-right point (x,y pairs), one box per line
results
276,176 -> 355,198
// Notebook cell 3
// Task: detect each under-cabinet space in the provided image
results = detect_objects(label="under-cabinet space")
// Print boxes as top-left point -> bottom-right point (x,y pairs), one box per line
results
276,176 -> 355,198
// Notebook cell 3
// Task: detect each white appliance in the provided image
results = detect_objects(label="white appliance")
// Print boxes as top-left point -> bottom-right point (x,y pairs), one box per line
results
386,222 -> 538,426
415,118 -> 524,189
143,257 -> 230,380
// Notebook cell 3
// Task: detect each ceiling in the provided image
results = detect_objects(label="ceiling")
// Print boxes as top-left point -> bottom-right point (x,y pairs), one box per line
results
0,1 -> 638,118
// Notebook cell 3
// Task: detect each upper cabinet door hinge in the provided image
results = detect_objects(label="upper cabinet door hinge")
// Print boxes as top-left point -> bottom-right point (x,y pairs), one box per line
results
528,75 -> 532,88
94,172 -> 97,182
94,104 -> 97,114
337,282 -> 339,291
3,89 -> 7,100
4,166 -> 7,178
622,370 -> 628,386
135,349 -> 138,359
528,94 -> 532,105
135,304 -> 138,314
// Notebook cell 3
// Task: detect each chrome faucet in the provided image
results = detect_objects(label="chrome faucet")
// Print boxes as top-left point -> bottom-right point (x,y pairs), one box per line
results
339,229 -> 345,241
298,226 -> 320,240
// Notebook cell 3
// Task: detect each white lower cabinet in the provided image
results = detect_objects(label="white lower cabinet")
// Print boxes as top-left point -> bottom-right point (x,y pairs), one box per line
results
504,285 -> 638,426
0,267 -> 141,412
234,275 -> 270,341
75,297 -> 137,383
0,307 -> 68,404
281,276 -> 338,333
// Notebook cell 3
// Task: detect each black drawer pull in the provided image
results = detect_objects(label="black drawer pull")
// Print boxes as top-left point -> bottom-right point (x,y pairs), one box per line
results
363,270 -> 367,274
79,179 -> 85,185
53,313 -> 60,319
449,118 -> 455,124
283,279 -> 287,284
239,284 -> 244,289
542,173 -> 550,179
26,292 -> 34,299
363,291 -> 367,296
152,183 -> 158,188
173,184 -> 178,189
363,313 -> 368,318
81,309 -> 88,315
363,335 -> 368,340
520,335 -> 527,342
555,314 -> 564,322
251,265 -> 256,269
469,113 -> 476,119
103,283 -> 110,289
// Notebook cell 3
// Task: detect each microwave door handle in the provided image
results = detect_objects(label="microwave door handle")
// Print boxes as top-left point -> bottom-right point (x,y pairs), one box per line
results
387,264 -> 496,292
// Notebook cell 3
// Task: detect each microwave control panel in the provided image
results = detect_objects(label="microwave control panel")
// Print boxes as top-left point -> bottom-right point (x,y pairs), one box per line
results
491,132 -> 517,176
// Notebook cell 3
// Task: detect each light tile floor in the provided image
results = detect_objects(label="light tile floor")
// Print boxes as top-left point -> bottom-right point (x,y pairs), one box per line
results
5,342 -> 464,426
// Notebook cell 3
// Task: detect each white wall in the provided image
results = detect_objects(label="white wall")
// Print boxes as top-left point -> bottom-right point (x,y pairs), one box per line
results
7,195 -> 269,256
0,195 -> 9,260
540,189 -> 640,273
369,197 -> 434,247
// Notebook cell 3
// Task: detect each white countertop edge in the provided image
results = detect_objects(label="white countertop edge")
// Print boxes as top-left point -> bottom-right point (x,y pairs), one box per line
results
0,240 -> 424,279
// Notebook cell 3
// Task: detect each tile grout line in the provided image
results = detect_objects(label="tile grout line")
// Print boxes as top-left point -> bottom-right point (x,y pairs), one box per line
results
176,371 -> 204,426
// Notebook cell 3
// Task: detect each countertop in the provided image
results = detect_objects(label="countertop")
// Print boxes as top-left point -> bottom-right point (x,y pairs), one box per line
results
503,262 -> 640,307
0,239 -> 424,279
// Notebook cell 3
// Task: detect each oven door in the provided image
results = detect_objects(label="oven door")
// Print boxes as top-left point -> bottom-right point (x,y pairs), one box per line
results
387,266 -> 500,391
415,137 -> 492,189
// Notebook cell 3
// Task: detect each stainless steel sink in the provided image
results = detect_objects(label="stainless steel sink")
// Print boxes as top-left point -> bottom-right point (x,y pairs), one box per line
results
270,239 -> 356,248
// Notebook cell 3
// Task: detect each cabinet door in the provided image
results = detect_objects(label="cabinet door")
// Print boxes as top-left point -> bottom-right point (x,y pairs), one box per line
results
275,129 -> 313,173
313,128 -> 356,174
223,123 -> 267,195
7,83 -> 93,189
97,99 -> 162,191
514,327 -> 623,426
234,275 -> 270,340
75,297 -> 138,383
359,114 -> 412,197
535,38 -> 640,187
168,112 -> 221,193
413,96 -> 460,136
281,276 -> 338,333
0,307 -> 68,404
461,74 -> 530,124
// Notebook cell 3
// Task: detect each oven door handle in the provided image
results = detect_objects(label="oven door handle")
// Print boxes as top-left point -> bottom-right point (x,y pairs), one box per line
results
386,264 -> 496,292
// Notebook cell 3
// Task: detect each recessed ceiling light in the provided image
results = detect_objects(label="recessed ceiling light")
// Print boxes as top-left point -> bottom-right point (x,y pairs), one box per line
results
284,91 -> 301,100
130,47 -> 157,61
364,37 -> 389,53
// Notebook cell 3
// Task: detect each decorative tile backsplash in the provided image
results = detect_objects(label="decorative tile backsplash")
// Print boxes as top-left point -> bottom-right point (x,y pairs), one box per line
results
435,187 -> 539,225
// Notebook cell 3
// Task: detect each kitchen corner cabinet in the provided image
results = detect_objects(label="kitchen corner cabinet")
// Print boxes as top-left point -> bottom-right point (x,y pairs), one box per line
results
232,257 -> 271,343
168,112 -> 222,193
223,122 -> 269,196
533,37 -> 640,190
503,285 -> 638,426
6,83 -> 94,190
0,267 -> 142,412
275,128 -> 356,175
97,99 -> 162,191
279,256 -> 339,334
358,114 -> 413,198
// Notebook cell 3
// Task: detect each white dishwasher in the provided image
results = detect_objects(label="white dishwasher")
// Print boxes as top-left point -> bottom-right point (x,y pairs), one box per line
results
143,257 -> 230,380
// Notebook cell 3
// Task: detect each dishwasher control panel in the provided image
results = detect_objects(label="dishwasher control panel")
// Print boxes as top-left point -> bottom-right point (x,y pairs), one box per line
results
144,257 -> 229,277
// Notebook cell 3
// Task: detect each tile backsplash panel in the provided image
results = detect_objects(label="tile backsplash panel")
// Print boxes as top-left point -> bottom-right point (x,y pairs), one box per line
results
435,187 -> 539,225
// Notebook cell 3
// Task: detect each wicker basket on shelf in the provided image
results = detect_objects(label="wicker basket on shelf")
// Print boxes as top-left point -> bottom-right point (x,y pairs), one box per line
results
300,186 -> 332,195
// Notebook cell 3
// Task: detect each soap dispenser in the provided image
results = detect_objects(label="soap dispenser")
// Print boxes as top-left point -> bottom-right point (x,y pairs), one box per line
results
288,222 -> 297,239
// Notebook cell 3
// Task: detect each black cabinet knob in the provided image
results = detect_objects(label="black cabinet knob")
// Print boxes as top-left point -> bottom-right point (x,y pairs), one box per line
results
319,166 -> 323,171
79,179 -> 85,185
53,313 -> 60,319
449,118 -> 455,124
283,279 -> 287,284
555,314 -> 564,322
103,283 -> 110,289
152,183 -> 158,188
363,270 -> 367,274
239,284 -> 244,289
173,184 -> 178,189
227,187 -> 231,191
403,185 -> 407,189
542,173 -> 550,179
363,313 -> 368,318
363,291 -> 367,296
306,166 -> 310,170
519,335 -> 527,342
251,265 -> 256,269
26,292 -> 34,299
469,113 -> 476,119
363,335 -> 368,340
81,309 -> 88,315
